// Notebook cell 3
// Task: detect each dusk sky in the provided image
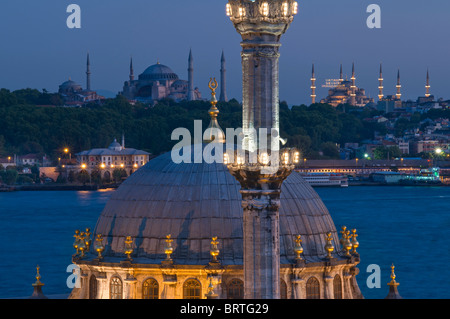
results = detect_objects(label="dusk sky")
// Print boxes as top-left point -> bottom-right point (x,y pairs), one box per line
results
0,0 -> 448,105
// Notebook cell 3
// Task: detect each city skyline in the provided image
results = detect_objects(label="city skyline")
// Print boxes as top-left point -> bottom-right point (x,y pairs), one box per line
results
0,0 -> 448,105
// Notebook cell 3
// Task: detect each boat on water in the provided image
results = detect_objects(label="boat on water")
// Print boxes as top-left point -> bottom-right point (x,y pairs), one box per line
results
401,167 -> 442,185
298,172 -> 349,188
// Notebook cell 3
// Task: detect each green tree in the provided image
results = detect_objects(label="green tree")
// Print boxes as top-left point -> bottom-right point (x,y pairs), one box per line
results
77,170 -> 90,185
1,169 -> 18,185
112,168 -> 128,183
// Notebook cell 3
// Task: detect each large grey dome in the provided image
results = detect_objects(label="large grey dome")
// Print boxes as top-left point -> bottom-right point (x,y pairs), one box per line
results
139,63 -> 179,81
93,144 -> 340,265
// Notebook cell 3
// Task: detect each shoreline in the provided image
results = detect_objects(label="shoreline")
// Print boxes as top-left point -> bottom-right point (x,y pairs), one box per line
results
1,182 -> 447,192
0,184 -> 120,192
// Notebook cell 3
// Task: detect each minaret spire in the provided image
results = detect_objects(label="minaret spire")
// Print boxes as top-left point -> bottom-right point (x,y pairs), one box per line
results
219,50 -> 228,102
350,62 -> 356,106
86,53 -> 91,91
187,49 -> 196,101
396,69 -> 402,100
378,63 -> 384,101
339,63 -> 343,82
311,63 -> 316,104
425,69 -> 431,98
129,57 -> 135,82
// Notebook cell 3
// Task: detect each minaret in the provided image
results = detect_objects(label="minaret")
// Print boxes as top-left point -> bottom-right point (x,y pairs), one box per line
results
219,51 -> 228,102
425,69 -> 431,98
225,0 -> 300,299
121,133 -> 125,150
378,63 -> 384,101
350,62 -> 356,106
311,63 -> 316,104
86,53 -> 91,92
129,57 -> 135,82
187,49 -> 196,101
339,64 -> 343,83
396,69 -> 402,100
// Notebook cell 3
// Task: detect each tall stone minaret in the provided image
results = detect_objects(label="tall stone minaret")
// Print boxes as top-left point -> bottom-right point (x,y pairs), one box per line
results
378,63 -> 384,101
86,53 -> 91,91
396,69 -> 402,100
311,63 -> 316,104
187,49 -> 196,101
226,0 -> 299,300
129,57 -> 135,82
219,51 -> 228,102
339,63 -> 343,83
425,69 -> 431,98
350,62 -> 357,106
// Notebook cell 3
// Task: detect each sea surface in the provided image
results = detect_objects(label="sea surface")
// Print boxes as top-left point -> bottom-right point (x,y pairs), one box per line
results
0,186 -> 449,299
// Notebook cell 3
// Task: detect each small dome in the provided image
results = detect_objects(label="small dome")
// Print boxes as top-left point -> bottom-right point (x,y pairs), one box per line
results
108,139 -> 122,151
139,63 -> 179,81
59,79 -> 82,92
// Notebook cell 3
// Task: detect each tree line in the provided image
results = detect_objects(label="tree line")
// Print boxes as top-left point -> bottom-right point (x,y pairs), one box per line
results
0,88 -> 399,162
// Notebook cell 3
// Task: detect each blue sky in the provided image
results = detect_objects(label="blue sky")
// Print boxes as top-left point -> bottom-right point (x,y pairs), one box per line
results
0,0 -> 449,105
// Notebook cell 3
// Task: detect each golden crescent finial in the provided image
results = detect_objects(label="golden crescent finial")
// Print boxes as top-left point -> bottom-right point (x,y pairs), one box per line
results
208,78 -> 218,92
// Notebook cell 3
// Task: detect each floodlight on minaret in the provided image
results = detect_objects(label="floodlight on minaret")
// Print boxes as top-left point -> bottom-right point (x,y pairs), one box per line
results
425,69 -> 431,98
378,63 -> 384,101
311,63 -> 316,104
396,69 -> 402,100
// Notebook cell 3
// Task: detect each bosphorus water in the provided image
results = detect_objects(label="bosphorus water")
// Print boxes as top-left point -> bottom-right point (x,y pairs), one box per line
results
0,186 -> 449,299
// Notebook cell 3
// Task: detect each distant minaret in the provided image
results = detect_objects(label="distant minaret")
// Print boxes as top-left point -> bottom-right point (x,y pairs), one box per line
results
396,69 -> 402,100
122,133 -> 125,150
219,50 -> 228,102
350,62 -> 356,106
339,64 -> 343,83
311,63 -> 316,104
86,53 -> 91,91
187,49 -> 196,101
129,57 -> 135,82
378,63 -> 384,101
425,69 -> 431,98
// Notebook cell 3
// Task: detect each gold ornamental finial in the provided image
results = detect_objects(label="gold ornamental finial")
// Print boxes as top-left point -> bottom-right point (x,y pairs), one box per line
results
204,78 -> 225,144
294,235 -> 304,261
324,232 -> 335,259
210,236 -> 220,262
124,236 -> 134,260
351,229 -> 359,254
165,234 -> 174,261
343,230 -> 352,257
388,264 -> 399,286
33,265 -> 43,286
95,234 -> 105,259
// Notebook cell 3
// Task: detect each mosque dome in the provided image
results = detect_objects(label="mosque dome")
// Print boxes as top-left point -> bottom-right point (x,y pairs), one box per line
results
139,63 -> 179,81
93,144 -> 341,265
59,79 -> 82,93
108,139 -> 123,151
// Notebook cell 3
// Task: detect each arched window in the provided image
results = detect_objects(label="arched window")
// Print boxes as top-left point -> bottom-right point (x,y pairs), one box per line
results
280,279 -> 288,299
227,279 -> 244,299
143,278 -> 159,299
89,275 -> 97,299
110,276 -> 123,299
183,279 -> 201,299
306,277 -> 320,299
333,275 -> 343,299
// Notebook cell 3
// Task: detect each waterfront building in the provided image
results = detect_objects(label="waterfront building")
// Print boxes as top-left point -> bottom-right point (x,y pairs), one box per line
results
121,51 -> 202,104
69,0 -> 364,300
58,54 -> 105,107
75,137 -> 150,178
